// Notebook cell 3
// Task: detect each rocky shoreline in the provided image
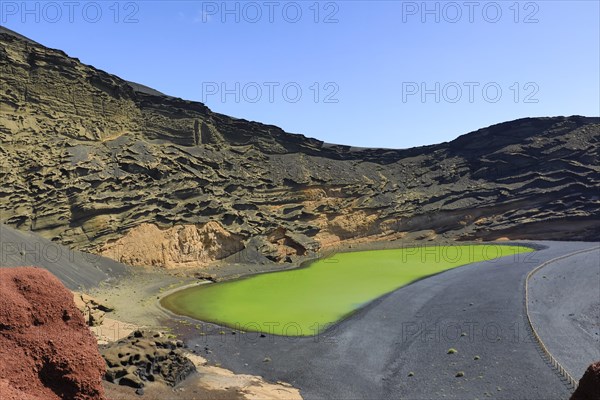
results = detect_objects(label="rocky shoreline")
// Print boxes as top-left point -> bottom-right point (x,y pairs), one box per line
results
83,265 -> 304,399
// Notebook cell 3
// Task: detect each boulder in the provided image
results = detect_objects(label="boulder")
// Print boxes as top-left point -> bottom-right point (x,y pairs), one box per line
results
0,267 -> 106,400
100,330 -> 196,388
73,292 -> 114,327
570,361 -> 600,400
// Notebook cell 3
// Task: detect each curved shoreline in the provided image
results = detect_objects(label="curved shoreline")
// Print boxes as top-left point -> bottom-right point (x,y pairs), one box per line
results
159,242 -> 540,337
180,240 -> 596,399
155,280 -> 213,321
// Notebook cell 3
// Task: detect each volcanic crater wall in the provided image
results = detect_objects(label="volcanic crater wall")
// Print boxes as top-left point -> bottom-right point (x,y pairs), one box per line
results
1,29 -> 599,267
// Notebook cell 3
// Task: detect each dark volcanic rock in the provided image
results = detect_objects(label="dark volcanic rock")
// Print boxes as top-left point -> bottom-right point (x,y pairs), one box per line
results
0,29 -> 599,268
570,361 -> 600,400
0,267 -> 106,400
101,330 -> 196,388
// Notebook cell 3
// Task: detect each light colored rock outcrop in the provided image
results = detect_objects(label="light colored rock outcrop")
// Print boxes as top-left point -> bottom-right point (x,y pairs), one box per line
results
73,292 -> 114,327
99,222 -> 244,268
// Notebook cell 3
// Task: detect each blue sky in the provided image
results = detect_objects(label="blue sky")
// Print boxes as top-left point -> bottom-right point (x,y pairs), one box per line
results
2,1 -> 598,148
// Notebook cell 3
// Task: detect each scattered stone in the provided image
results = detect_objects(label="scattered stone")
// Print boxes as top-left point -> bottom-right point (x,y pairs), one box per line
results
119,374 -> 144,389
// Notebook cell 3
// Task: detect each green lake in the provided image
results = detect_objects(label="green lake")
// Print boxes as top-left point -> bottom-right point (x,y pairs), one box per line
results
161,245 -> 533,336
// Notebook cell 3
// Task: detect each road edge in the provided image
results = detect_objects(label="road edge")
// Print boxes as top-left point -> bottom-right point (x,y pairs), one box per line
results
524,245 -> 600,390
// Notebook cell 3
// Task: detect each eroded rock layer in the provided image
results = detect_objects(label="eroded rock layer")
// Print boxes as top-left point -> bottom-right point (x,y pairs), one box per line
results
1,28 -> 599,267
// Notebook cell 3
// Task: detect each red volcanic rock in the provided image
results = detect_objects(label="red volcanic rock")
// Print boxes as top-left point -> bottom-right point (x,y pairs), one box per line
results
571,361 -> 600,400
0,267 -> 106,400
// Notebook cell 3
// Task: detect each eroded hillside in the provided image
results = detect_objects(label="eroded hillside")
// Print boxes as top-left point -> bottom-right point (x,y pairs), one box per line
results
1,28 -> 598,268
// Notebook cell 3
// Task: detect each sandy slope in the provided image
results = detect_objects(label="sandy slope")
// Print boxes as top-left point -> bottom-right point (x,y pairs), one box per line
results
0,224 -> 128,290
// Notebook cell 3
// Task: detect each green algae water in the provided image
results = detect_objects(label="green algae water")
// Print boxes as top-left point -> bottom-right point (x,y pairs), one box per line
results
161,245 -> 533,336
